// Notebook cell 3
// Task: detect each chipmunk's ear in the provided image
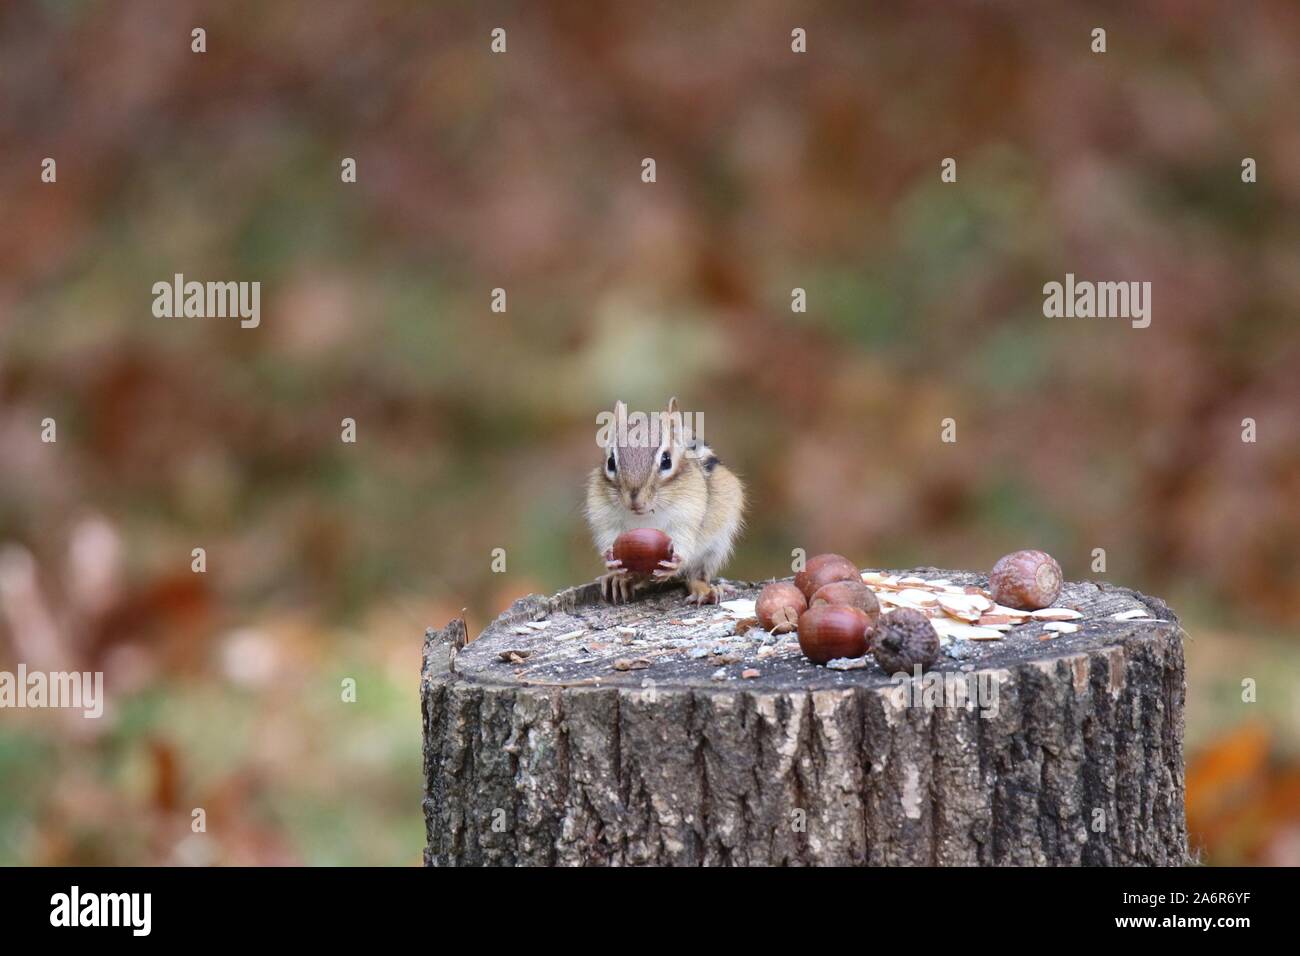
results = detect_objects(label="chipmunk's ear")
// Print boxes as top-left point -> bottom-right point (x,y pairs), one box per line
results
605,400 -> 628,449
661,396 -> 683,447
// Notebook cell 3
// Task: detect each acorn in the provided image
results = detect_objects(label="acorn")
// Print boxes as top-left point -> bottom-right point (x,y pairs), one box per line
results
872,608 -> 940,675
809,579 -> 881,623
989,549 -> 1062,611
612,528 -> 673,575
797,605 -> 872,665
756,581 -> 808,634
794,553 -> 861,600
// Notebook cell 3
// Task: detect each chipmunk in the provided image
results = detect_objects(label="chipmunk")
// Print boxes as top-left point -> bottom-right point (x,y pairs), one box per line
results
585,398 -> 746,605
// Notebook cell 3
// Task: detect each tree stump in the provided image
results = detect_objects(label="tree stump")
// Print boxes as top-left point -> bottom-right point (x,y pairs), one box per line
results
421,568 -> 1188,866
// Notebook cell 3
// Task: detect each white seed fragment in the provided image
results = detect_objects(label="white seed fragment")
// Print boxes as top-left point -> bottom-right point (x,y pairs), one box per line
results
720,598 -> 757,618
895,588 -> 940,608
988,604 -> 1033,619
932,619 -> 1005,641
937,593 -> 992,622
1030,607 -> 1084,621
1111,609 -> 1154,621
861,571 -> 900,588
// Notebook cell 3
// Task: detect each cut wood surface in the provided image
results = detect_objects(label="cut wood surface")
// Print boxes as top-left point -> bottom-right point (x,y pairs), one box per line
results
422,568 -> 1188,866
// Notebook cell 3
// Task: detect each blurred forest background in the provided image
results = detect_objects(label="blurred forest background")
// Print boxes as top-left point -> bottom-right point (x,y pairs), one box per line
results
1,0 -> 1298,866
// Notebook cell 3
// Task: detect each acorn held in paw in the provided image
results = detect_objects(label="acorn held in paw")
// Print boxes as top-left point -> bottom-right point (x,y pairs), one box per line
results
989,549 -> 1062,611
872,609 -> 940,675
794,553 -> 860,600
809,579 -> 880,623
797,605 -> 872,664
612,528 -> 673,575
757,581 -> 807,634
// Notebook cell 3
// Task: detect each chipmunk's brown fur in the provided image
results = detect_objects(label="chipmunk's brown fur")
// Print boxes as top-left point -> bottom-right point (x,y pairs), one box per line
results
586,398 -> 745,604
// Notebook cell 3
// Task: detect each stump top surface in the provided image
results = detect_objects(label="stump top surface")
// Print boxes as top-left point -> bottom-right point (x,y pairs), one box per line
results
442,568 -> 1180,692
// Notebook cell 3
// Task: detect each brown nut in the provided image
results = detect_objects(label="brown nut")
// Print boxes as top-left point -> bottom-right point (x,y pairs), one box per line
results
612,528 -> 673,575
989,549 -> 1062,611
797,605 -> 871,665
756,582 -> 807,634
809,580 -> 880,623
794,553 -> 860,600
872,608 -> 940,675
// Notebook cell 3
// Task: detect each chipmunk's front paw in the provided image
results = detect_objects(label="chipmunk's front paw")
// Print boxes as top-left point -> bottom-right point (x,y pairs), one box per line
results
685,579 -> 724,606
598,569 -> 636,604
651,547 -> 683,583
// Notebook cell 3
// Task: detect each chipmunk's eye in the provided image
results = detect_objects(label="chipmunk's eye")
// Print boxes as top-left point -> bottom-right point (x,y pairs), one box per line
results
606,454 -> 616,474
660,451 -> 672,471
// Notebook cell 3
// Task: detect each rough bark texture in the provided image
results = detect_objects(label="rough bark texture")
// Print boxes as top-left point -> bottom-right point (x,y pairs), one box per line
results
422,568 -> 1188,866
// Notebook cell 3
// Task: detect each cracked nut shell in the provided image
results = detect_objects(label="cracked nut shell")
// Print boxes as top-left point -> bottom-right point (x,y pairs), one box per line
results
989,549 -> 1062,610
756,582 -> 807,634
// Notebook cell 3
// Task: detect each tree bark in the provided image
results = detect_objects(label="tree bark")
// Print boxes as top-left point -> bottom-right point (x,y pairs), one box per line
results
421,569 -> 1187,866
